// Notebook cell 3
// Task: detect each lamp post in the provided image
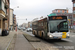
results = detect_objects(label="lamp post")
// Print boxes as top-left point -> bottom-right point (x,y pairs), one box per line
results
13,6 -> 19,10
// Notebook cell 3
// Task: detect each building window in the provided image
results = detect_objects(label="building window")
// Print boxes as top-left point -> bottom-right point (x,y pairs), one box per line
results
42,22 -> 43,26
60,10 -> 62,13
56,10 -> 58,12
64,10 -> 67,13
39,23 -> 40,26
73,3 -> 75,7
73,10 -> 75,14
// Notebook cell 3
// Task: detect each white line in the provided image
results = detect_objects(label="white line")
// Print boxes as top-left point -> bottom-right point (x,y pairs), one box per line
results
63,39 -> 73,42
5,34 -> 14,50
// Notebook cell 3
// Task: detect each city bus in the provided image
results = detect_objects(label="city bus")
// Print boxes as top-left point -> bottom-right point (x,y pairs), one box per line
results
32,16 -> 70,40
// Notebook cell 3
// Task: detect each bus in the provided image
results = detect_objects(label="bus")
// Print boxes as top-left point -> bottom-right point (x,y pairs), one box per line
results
32,16 -> 70,40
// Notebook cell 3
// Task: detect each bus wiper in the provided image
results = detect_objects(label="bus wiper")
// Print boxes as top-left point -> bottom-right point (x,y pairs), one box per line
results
50,31 -> 55,33
50,30 -> 59,33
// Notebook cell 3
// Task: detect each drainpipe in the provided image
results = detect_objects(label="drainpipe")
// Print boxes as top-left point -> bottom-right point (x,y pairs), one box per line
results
1,19 -> 3,33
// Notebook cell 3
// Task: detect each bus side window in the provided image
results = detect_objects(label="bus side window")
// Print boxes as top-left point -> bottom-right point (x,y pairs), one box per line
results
41,22 -> 43,26
39,22 -> 40,26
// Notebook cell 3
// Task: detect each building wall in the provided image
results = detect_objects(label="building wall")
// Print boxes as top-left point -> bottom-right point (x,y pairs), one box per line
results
9,9 -> 13,26
52,9 -> 68,13
0,0 -> 7,31
0,0 -> 10,34
0,20 -> 1,28
13,14 -> 17,29
9,8 -> 14,30
2,0 -> 6,13
5,20 -> 8,30
72,0 -> 75,25
28,22 -> 30,27
3,20 -> 5,29
5,0 -> 10,30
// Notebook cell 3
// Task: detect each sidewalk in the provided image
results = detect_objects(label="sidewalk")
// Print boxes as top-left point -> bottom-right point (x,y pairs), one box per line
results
70,29 -> 75,33
0,31 -> 15,50
14,31 -> 35,50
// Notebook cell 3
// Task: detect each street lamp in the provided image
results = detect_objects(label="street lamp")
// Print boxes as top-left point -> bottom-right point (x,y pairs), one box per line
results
13,6 -> 19,9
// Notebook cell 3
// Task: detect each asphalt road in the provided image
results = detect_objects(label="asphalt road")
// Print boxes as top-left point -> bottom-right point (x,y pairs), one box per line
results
23,30 -> 75,50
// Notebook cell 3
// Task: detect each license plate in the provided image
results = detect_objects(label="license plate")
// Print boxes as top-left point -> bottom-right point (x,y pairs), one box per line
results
54,37 -> 58,38
58,37 -> 61,38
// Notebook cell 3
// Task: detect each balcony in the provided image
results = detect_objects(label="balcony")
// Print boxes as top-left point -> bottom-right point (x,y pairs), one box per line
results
0,10 -> 5,18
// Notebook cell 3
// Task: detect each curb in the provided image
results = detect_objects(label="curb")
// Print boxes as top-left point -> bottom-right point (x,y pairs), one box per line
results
23,34 -> 41,42
5,33 -> 15,50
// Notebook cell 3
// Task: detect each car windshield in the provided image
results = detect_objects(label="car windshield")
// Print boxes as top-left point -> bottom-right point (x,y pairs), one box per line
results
27,28 -> 32,30
49,20 -> 68,33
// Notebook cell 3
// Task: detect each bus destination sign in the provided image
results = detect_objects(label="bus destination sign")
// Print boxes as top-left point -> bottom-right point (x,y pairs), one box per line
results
52,16 -> 63,20
49,16 -> 67,20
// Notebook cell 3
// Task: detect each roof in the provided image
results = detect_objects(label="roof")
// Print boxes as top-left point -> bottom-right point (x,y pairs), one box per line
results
55,9 -> 68,11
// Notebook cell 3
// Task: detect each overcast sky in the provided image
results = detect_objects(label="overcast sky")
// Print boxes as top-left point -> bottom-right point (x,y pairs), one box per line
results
10,0 -> 73,25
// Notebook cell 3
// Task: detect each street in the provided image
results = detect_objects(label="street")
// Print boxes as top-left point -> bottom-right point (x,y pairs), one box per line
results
0,0 -> 74,50
23,30 -> 75,50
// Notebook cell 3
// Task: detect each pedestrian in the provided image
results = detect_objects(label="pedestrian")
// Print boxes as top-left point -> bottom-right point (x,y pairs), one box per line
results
15,27 -> 17,32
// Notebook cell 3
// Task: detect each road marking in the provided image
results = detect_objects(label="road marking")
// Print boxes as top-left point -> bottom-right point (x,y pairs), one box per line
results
63,39 -> 73,42
70,35 -> 75,37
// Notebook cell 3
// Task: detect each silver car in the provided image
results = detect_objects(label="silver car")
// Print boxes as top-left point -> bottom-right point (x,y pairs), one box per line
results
27,28 -> 32,32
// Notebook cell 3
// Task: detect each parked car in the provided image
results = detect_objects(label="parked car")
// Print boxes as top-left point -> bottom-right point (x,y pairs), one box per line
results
27,28 -> 32,32
2,29 -> 9,36
23,28 -> 26,30
18,27 -> 21,30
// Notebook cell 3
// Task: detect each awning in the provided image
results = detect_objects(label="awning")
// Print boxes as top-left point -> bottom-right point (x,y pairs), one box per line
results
48,13 -> 57,16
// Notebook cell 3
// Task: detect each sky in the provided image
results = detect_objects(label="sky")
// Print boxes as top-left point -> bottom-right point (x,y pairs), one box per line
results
10,0 -> 73,25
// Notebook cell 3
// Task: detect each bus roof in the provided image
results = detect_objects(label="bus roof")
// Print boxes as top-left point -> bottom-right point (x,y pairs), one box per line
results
32,17 -> 47,22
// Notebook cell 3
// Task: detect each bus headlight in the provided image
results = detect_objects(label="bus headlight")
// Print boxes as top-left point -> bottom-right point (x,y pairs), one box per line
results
49,35 -> 53,37
67,34 -> 69,36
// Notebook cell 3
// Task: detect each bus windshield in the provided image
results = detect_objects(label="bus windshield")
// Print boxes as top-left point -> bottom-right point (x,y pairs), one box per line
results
49,20 -> 68,33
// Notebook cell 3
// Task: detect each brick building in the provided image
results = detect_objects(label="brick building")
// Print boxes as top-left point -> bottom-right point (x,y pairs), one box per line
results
72,0 -> 75,25
52,9 -> 68,13
13,14 -> 17,29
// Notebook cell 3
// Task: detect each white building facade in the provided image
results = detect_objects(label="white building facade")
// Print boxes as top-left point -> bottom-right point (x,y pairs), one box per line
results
9,8 -> 13,30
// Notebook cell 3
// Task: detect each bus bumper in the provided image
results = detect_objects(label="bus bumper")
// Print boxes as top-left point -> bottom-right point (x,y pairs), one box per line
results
47,36 -> 70,39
